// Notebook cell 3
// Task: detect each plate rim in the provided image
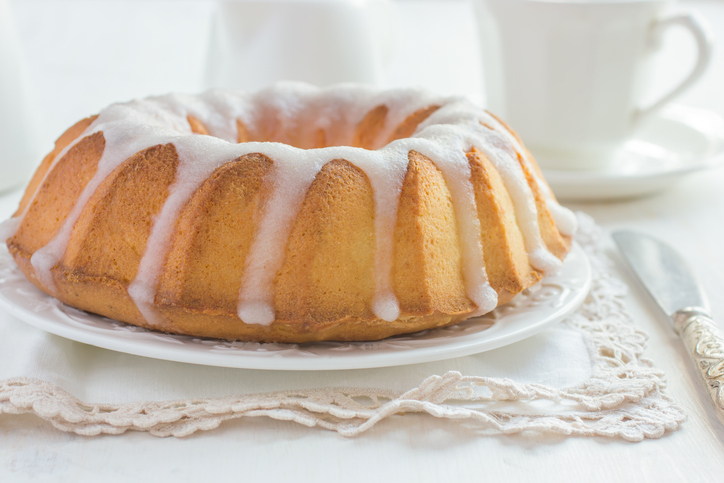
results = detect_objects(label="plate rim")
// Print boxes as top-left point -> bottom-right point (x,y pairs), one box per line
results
0,244 -> 591,371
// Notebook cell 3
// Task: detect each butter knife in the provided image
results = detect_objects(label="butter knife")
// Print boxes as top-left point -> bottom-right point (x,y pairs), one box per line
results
613,230 -> 724,417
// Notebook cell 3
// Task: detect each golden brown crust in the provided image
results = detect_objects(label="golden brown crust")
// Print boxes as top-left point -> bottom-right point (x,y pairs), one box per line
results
393,151 -> 473,316
390,105 -> 440,142
15,115 -> 98,217
9,132 -> 105,257
236,119 -> 250,143
353,104 -> 388,149
157,153 -> 272,314
483,111 -> 572,256
516,152 -> 572,258
120,306 -> 472,343
467,148 -> 542,297
275,159 -> 376,323
187,115 -> 209,136
6,102 -> 572,342
60,144 -> 179,285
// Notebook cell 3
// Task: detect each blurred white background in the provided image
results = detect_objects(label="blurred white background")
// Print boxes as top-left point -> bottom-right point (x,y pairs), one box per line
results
8,0 -> 724,160
10,0 -> 482,151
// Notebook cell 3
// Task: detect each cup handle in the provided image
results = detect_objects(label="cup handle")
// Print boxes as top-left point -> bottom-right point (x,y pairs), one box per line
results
634,10 -> 714,124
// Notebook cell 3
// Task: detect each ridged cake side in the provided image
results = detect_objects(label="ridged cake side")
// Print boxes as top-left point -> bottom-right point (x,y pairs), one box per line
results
3,84 -> 575,342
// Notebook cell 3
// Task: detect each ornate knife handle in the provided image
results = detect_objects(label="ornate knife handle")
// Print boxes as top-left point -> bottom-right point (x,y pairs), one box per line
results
673,307 -> 724,412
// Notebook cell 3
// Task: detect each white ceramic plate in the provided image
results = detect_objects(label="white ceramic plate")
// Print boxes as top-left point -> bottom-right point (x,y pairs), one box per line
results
0,244 -> 590,371
543,105 -> 724,201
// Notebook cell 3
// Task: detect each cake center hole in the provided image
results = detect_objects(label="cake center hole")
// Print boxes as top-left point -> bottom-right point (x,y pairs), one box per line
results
188,103 -> 440,150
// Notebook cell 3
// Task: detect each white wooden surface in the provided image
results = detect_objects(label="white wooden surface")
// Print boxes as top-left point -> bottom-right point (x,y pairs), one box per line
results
2,1 -> 724,481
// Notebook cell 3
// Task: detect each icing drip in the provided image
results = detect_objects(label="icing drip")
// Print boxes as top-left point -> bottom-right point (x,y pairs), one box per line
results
11,82 -> 576,326
474,126 -> 561,273
28,117 -> 180,294
237,145 -> 328,326
546,200 -> 578,237
0,218 -> 20,242
333,147 -> 407,323
403,134 -> 498,316
419,103 -> 563,273
128,135 -> 251,326
480,114 -> 578,238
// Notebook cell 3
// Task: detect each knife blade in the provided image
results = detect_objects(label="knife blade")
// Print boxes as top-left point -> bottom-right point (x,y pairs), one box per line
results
613,230 -> 724,418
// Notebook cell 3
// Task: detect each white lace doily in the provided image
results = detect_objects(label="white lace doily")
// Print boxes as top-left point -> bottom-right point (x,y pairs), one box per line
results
0,213 -> 686,440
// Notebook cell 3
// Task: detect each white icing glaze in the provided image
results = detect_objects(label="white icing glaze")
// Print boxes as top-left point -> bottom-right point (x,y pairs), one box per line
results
0,217 -> 20,242
400,134 -> 497,316
7,82 -> 576,326
479,113 -> 578,238
237,144 -> 330,325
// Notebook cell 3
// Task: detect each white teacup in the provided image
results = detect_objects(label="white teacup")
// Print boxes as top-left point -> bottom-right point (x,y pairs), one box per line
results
475,0 -> 713,171
206,0 -> 390,91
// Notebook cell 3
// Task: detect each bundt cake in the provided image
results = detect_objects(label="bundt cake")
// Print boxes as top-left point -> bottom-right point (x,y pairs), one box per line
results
1,83 -> 577,343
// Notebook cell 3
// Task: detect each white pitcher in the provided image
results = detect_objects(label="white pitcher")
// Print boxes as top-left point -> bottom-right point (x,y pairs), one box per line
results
206,0 -> 391,91
0,0 -> 37,191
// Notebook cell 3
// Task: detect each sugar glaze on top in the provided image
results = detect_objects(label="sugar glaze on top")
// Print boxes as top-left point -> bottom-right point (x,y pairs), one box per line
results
4,83 -> 577,326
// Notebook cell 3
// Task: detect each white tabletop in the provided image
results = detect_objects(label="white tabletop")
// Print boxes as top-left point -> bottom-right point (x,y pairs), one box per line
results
2,1 -> 724,481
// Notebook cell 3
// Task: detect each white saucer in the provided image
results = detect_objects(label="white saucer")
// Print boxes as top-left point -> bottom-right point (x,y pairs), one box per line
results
0,245 -> 590,371
542,105 -> 724,201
